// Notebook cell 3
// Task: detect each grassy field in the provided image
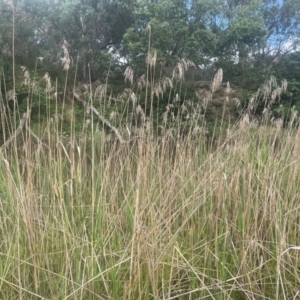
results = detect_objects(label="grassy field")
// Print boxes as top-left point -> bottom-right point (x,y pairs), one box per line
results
0,62 -> 300,299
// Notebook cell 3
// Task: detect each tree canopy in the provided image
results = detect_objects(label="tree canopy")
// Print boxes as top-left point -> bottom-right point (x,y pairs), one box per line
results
0,0 -> 300,86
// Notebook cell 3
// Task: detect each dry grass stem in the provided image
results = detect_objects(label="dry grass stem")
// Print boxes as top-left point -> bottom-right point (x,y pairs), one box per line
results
0,57 -> 298,299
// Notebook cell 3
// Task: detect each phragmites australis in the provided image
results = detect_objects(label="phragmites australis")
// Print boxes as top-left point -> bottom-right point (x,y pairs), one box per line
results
124,66 -> 134,85
61,43 -> 71,71
172,58 -> 195,82
211,68 -> 223,93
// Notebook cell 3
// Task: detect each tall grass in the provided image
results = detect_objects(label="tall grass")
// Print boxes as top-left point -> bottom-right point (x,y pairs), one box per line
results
1,42 -> 300,300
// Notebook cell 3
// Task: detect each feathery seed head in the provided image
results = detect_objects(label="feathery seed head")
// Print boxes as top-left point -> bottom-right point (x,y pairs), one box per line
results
281,79 -> 288,92
124,66 -> 134,85
232,98 -> 241,107
135,105 -> 146,123
181,103 -> 187,113
21,66 -> 30,86
131,92 -> 137,108
147,51 -> 157,68
226,81 -> 231,94
172,58 -> 195,82
136,105 -> 143,115
109,111 -> 117,121
161,77 -> 173,90
154,83 -> 163,98
61,44 -> 71,71
137,74 -> 147,91
240,113 -> 250,127
94,84 -> 106,101
211,68 -> 223,93
146,23 -> 151,32
81,84 -> 89,92
154,77 -> 173,98
172,61 -> 184,81
289,106 -> 298,127
6,90 -> 17,102
174,93 -> 180,102
43,72 -> 52,92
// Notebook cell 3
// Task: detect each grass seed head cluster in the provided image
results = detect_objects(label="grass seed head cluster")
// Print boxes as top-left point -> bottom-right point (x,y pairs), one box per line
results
0,42 -> 300,300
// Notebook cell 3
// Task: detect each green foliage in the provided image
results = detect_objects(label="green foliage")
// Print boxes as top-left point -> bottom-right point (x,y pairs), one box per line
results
1,0 -> 300,129
122,0 -> 217,68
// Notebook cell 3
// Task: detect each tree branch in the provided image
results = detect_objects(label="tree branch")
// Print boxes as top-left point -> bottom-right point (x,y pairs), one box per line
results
1,109 -> 31,150
73,91 -> 125,144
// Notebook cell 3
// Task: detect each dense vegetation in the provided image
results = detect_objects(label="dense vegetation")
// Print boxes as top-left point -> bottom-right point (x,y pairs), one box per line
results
1,0 -> 300,129
0,1 -> 300,82
1,0 -> 300,299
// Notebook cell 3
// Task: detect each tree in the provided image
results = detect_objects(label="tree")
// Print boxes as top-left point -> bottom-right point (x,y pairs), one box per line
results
122,0 -> 217,70
27,0 -> 136,81
214,0 -> 300,87
0,0 -> 137,82
0,0 -> 41,73
1,0 -> 300,88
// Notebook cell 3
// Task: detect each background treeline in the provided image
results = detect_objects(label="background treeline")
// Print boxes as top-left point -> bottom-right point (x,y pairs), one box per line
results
1,0 -> 300,116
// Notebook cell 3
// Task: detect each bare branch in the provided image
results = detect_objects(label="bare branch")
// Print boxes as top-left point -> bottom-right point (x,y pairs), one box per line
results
73,92 -> 125,144
1,109 -> 31,150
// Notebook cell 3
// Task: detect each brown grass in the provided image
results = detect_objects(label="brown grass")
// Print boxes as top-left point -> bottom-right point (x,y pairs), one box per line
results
0,47 -> 299,299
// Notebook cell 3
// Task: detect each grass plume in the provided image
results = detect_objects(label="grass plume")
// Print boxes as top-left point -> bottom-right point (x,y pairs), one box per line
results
0,57 -> 299,300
